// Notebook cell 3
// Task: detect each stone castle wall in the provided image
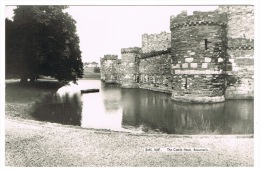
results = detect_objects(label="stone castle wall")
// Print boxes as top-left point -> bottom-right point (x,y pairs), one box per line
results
218,6 -> 254,99
142,32 -> 171,53
115,59 -> 122,84
139,32 -> 172,93
217,6 -> 254,39
100,6 -> 254,102
139,54 -> 172,93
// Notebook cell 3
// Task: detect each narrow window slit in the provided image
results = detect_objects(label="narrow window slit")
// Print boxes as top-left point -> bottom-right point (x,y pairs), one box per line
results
204,39 -> 208,50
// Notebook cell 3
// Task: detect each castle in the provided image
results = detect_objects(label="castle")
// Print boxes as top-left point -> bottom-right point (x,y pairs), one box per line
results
100,6 -> 254,103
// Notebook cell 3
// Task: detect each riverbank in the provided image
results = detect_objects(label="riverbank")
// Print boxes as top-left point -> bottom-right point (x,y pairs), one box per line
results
5,79 -> 254,167
5,79 -> 62,120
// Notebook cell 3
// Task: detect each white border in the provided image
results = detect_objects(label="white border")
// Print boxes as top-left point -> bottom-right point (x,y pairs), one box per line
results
1,0 -> 259,170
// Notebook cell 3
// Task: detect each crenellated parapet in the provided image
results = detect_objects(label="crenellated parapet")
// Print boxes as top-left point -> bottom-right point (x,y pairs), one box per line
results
170,10 -> 227,30
141,32 -> 171,58
103,54 -> 118,60
121,47 -> 141,54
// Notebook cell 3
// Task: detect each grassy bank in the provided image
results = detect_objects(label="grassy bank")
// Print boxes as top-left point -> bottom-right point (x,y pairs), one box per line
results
82,73 -> 101,79
5,79 -> 62,120
82,67 -> 101,79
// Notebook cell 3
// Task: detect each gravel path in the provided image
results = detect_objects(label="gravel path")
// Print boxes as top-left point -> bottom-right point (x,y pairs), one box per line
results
5,118 -> 254,167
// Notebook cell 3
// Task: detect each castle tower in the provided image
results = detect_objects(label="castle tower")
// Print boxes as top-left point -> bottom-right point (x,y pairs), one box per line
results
170,11 -> 228,103
218,6 -> 254,99
100,57 -> 105,81
121,47 -> 141,88
100,55 -> 118,83
116,59 -> 122,84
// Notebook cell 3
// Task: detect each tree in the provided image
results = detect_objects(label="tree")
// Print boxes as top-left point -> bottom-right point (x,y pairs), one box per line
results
93,67 -> 100,73
5,18 -> 20,78
6,6 -> 83,83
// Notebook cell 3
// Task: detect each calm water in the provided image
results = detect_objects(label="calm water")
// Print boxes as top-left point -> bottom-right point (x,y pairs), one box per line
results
33,80 -> 254,134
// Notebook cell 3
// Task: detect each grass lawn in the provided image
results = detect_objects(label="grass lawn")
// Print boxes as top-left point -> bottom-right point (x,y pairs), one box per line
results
82,67 -> 101,79
5,79 -> 62,120
82,73 -> 101,79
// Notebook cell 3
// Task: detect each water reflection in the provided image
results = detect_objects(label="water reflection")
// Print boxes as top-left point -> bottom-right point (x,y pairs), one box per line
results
34,92 -> 82,126
80,85 -> 123,131
32,80 -> 253,134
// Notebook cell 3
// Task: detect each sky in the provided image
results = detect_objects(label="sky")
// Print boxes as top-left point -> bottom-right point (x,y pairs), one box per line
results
5,6 -> 218,64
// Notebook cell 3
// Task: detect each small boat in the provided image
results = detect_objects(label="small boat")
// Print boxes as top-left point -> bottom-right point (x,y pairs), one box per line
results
80,89 -> 100,93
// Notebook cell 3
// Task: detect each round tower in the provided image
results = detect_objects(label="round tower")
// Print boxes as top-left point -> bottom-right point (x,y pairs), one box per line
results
116,59 -> 122,84
170,11 -> 228,103
121,47 -> 141,88
101,55 -> 118,83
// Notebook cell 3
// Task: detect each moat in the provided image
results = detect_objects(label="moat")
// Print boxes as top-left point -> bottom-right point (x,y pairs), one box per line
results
33,80 -> 253,135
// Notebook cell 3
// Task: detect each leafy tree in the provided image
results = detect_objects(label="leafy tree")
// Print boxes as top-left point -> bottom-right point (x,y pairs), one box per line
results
6,6 -> 83,83
5,18 -> 20,78
93,67 -> 100,73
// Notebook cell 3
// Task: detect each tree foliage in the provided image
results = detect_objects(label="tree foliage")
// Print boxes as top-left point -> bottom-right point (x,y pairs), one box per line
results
93,67 -> 100,73
6,6 -> 83,83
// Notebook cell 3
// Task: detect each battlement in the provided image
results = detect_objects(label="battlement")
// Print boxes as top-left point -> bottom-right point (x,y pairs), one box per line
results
102,55 -> 118,60
121,47 -> 141,54
142,32 -> 171,54
170,11 -> 227,30
142,31 -> 170,39
217,5 -> 254,15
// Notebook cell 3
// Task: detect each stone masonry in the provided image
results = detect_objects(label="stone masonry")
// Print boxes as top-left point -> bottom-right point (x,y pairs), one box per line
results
100,6 -> 254,103
139,32 -> 172,93
218,6 -> 254,99
142,32 -> 171,53
170,10 -> 228,103
100,55 -> 118,83
115,59 -> 122,84
121,47 -> 141,88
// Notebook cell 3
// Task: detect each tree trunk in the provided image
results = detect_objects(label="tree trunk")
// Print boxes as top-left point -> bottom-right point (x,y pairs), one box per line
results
30,75 -> 36,83
20,76 -> 28,84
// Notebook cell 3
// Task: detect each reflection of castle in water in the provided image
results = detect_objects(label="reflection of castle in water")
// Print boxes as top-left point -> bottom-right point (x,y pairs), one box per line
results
33,80 -> 253,134
101,83 -> 122,112
121,89 -> 253,134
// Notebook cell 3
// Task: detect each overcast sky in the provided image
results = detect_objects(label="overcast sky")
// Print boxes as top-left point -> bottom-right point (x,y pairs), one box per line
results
5,6 -> 218,64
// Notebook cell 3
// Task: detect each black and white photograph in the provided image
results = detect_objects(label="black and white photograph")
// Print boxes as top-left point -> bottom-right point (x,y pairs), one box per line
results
1,0 -> 259,168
